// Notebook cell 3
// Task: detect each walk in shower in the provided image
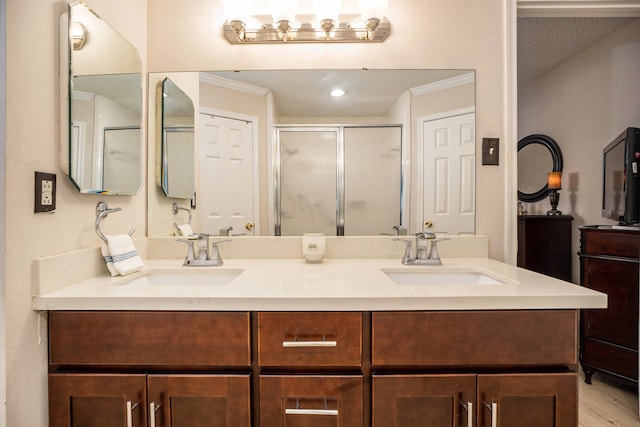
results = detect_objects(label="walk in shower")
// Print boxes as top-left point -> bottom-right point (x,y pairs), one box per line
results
275,125 -> 403,236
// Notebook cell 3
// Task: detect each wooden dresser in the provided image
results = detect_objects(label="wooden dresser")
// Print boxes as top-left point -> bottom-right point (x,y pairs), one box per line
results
579,226 -> 639,385
517,215 -> 574,281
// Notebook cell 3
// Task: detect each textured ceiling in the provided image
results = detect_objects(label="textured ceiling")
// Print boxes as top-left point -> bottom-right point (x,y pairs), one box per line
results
517,17 -> 635,85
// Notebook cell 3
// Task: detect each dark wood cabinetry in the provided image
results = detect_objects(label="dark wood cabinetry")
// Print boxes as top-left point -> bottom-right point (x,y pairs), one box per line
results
518,215 -> 574,281
48,312 -> 252,427
372,373 -> 577,427
579,226 -> 639,385
49,309 -> 579,426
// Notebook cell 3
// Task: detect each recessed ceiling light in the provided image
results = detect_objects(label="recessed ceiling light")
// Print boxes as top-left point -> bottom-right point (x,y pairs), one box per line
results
331,88 -> 346,97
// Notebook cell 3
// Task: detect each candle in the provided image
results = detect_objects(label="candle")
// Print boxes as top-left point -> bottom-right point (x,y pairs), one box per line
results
548,171 -> 562,189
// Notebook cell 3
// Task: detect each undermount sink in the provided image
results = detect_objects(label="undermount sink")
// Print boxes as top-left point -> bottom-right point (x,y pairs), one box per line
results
382,269 -> 506,285
120,269 -> 244,287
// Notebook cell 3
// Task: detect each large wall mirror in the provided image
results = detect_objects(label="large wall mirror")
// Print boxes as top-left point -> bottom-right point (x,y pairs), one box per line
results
158,78 -> 195,198
150,69 -> 476,237
64,0 -> 143,194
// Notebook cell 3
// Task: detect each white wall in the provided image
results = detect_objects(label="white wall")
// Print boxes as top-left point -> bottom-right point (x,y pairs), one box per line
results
518,18 -> 640,281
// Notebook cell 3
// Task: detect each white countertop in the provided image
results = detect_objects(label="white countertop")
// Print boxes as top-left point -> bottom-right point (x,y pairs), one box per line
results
32,258 -> 607,311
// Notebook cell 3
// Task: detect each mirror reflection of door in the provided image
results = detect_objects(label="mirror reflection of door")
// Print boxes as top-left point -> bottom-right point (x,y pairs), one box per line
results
278,129 -> 339,236
422,110 -> 476,235
276,126 -> 402,236
102,127 -> 141,194
344,126 -> 402,236
199,113 -> 255,236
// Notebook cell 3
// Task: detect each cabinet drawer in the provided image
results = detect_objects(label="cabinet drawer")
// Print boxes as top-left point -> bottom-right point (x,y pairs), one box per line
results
582,229 -> 640,259
259,375 -> 363,426
372,310 -> 577,367
49,311 -> 250,368
258,312 -> 362,367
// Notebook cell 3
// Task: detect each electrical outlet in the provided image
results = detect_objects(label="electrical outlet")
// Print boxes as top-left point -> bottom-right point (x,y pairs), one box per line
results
35,171 -> 56,213
42,179 -> 53,193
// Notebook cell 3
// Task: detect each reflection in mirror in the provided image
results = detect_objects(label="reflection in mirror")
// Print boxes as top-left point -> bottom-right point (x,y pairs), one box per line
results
517,134 -> 563,203
149,69 -> 476,237
66,1 -> 143,194
159,78 -> 195,198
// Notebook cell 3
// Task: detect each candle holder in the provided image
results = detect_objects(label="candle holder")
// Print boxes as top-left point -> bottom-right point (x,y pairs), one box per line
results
547,189 -> 562,215
547,171 -> 562,215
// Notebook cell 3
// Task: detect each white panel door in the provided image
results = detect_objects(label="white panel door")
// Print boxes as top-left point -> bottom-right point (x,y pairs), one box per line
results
199,113 -> 254,235
423,112 -> 475,235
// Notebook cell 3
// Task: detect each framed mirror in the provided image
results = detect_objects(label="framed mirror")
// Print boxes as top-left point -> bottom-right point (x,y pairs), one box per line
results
517,134 -> 563,202
159,78 -> 195,198
148,69 -> 476,237
64,0 -> 143,194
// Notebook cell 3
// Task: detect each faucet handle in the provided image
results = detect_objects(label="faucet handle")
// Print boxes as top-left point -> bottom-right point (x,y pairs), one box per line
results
209,239 -> 231,266
428,237 -> 450,261
176,238 -> 197,264
393,238 -> 414,264
211,239 -> 231,248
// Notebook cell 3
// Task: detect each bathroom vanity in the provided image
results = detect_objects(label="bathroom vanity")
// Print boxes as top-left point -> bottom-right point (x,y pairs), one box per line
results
35,254 -> 606,427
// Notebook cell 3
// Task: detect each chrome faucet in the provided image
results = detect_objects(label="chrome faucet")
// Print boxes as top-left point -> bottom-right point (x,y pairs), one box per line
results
177,234 -> 231,266
393,232 -> 449,265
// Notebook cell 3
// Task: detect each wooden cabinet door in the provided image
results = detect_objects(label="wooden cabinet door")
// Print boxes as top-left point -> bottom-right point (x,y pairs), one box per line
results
259,375 -> 362,427
477,373 -> 577,427
582,257 -> 639,349
372,374 -> 476,427
49,373 -> 147,427
146,375 -> 251,427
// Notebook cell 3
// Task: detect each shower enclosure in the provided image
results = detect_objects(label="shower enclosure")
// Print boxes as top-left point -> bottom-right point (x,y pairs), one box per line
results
275,125 -> 403,236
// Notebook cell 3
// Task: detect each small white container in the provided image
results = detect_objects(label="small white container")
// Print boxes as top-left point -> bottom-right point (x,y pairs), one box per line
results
302,233 -> 326,263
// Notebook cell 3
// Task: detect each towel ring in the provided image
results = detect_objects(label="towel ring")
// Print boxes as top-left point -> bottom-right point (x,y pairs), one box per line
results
95,202 -> 135,242
172,203 -> 192,224
172,203 -> 193,232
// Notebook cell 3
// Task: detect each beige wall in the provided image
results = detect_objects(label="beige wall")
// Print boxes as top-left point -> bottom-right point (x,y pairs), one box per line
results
5,0 -> 147,425
5,0 -> 509,424
518,18 -> 640,282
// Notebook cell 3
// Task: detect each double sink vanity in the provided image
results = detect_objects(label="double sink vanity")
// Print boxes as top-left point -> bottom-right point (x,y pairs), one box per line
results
34,236 -> 607,427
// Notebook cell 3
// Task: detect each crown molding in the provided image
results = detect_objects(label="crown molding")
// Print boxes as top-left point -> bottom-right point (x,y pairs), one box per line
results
410,73 -> 475,96
518,1 -> 640,17
199,73 -> 269,96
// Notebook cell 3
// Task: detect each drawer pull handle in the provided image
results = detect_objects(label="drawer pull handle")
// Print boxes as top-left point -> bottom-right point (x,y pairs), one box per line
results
126,401 -> 133,427
484,402 -> 498,427
285,409 -> 339,416
149,402 -> 161,427
461,401 -> 473,427
282,340 -> 337,348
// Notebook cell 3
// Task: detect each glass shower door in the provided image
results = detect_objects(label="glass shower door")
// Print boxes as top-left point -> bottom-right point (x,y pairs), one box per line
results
277,128 -> 338,236
344,126 -> 402,235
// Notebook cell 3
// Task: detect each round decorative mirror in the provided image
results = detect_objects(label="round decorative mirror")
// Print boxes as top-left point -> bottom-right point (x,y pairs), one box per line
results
517,134 -> 563,202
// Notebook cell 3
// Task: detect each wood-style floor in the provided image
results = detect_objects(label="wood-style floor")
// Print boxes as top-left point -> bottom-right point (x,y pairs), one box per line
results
579,371 -> 639,426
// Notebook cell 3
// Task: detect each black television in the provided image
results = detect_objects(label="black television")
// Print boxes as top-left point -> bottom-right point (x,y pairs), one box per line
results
602,127 -> 640,225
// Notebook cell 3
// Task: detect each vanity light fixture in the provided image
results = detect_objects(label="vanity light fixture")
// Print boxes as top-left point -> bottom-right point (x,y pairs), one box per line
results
222,0 -> 390,44
71,22 -> 87,50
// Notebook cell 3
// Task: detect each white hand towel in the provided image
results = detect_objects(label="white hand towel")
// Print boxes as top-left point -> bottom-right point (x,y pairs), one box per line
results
100,240 -> 118,276
177,223 -> 194,237
106,234 -> 145,276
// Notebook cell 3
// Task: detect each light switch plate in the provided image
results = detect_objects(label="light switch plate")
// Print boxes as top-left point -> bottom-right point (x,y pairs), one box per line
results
35,171 -> 56,213
482,138 -> 499,166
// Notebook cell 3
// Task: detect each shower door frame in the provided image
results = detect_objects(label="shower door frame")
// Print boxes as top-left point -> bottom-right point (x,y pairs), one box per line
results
274,124 -> 404,236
